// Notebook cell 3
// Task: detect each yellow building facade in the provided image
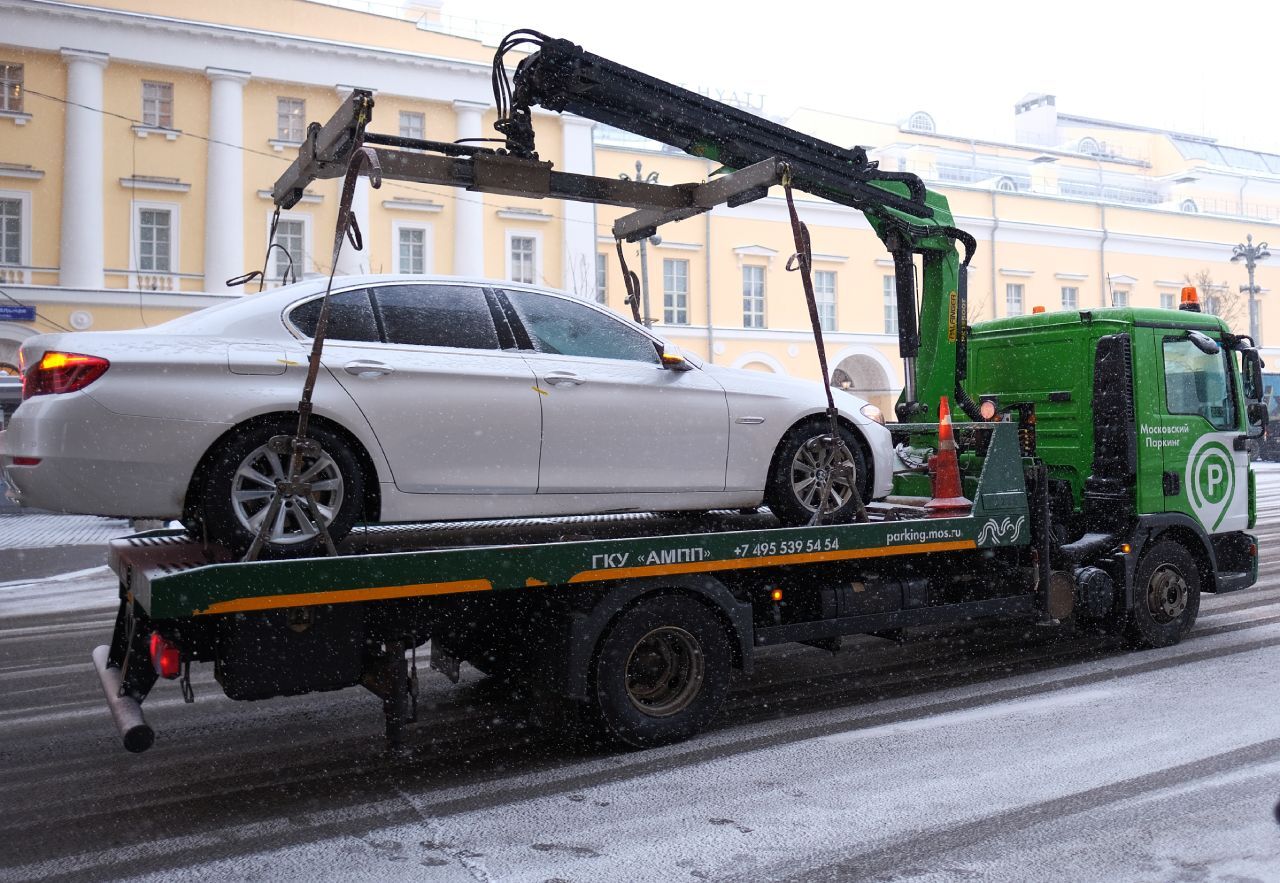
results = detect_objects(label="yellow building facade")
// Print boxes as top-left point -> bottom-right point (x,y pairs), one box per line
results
2,0 -> 1279,418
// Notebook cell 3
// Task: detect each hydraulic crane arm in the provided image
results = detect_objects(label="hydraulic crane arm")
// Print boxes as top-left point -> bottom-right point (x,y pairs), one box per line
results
494,32 -> 978,420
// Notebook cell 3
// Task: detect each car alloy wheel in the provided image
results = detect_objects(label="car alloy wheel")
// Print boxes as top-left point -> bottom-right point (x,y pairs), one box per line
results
230,442 -> 345,546
789,435 -> 857,514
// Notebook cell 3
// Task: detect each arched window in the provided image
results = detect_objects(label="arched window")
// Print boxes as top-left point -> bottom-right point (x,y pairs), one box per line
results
1180,199 -> 1199,213
1078,137 -> 1100,156
907,111 -> 935,133
995,176 -> 1018,192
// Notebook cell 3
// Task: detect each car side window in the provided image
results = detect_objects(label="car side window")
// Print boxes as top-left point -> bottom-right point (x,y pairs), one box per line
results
288,289 -> 381,342
372,284 -> 500,350
502,288 -> 660,364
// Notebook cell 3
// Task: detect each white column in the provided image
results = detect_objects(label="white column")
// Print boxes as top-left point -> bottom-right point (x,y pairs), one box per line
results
452,100 -> 487,277
59,48 -> 108,289
204,68 -> 249,292
561,114 -> 597,297
332,177 -> 370,276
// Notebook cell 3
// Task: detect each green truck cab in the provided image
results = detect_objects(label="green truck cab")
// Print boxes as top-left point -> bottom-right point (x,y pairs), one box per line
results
965,303 -> 1266,593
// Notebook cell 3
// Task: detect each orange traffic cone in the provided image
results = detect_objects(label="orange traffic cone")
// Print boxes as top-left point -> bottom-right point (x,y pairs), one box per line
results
925,396 -> 972,518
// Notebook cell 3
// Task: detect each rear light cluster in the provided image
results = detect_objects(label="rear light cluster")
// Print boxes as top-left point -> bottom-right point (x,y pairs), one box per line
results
149,632 -> 181,679
22,351 -> 109,400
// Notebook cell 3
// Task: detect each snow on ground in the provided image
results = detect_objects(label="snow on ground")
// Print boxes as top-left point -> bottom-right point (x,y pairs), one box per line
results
0,566 -> 116,617
69,621 -> 1280,883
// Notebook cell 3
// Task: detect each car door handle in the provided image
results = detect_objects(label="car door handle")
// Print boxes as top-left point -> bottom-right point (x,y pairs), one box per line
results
545,371 -> 584,387
344,360 -> 394,377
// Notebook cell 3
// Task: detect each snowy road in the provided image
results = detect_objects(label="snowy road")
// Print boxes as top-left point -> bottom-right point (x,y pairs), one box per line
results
2,471 -> 1279,881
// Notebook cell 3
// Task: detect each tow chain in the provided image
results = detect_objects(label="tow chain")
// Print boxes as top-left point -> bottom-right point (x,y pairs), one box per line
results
780,165 -> 869,526
242,144 -> 383,561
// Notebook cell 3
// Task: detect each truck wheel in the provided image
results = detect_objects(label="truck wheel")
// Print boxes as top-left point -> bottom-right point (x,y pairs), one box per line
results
766,420 -> 869,527
587,595 -> 732,748
1125,539 -> 1201,649
196,418 -> 364,557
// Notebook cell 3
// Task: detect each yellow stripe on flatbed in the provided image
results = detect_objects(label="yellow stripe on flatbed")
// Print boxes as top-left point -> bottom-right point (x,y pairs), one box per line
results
195,578 -> 493,615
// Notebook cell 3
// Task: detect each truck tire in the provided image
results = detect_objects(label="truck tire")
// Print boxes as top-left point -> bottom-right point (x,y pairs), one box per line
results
1124,539 -> 1201,649
586,594 -> 732,748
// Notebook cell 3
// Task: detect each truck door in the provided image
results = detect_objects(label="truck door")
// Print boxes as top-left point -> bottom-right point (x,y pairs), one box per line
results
1155,332 -> 1248,534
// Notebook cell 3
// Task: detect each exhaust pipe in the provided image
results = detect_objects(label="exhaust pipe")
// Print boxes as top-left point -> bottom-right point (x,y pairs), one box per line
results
92,645 -> 155,753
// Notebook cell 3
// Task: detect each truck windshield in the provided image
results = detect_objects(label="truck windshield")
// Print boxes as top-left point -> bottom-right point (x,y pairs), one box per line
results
1163,337 -> 1236,430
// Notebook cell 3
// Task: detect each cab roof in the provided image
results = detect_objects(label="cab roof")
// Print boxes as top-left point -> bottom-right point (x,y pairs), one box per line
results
972,306 -> 1231,336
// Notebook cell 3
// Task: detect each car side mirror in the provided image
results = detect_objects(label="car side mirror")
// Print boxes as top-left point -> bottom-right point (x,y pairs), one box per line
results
655,342 -> 694,371
660,351 -> 693,371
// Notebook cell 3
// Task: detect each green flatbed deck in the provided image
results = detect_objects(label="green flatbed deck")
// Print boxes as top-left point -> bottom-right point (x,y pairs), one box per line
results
109,424 -> 1031,621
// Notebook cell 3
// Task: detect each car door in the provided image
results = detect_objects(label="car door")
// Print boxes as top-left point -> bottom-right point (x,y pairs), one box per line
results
498,287 -> 729,494
289,283 -> 541,494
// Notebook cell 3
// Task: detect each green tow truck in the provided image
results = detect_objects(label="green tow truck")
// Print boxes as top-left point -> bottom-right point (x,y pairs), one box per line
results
91,34 -> 1268,753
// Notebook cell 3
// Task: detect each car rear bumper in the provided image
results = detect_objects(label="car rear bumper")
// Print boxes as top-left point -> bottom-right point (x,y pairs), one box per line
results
1,392 -> 230,518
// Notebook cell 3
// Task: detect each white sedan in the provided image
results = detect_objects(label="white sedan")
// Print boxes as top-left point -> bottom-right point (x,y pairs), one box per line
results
1,276 -> 892,554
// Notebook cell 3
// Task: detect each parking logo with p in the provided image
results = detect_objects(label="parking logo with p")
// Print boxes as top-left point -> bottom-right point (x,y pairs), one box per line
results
1187,437 -> 1237,532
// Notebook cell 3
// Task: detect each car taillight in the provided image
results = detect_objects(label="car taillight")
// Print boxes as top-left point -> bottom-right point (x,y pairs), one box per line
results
149,632 -> 181,679
22,351 -> 110,399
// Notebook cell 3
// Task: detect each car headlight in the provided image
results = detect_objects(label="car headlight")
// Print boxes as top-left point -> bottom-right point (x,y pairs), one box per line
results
859,403 -> 885,425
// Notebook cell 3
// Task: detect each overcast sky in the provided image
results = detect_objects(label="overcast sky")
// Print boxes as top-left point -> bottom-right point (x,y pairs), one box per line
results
422,0 -> 1280,154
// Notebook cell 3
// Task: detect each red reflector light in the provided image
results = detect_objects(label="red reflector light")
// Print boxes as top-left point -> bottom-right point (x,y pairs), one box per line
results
149,632 -> 181,679
11,457 -> 40,466
22,351 -> 110,400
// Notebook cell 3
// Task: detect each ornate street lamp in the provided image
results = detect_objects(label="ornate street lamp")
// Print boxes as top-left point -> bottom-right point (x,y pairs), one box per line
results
618,160 -> 662,326
1230,233 -> 1270,343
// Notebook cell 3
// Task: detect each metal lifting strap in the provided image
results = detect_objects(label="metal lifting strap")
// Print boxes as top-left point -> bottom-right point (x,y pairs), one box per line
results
225,206 -> 297,292
614,238 -> 644,324
242,146 -> 383,562
780,166 -> 869,525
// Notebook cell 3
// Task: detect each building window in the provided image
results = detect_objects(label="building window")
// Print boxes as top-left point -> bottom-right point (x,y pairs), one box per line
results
142,81 -> 173,129
595,253 -> 607,304
663,258 -> 689,325
883,275 -> 898,334
277,97 -> 305,142
742,265 -> 765,328
1078,137 -> 1100,156
907,111 -> 935,133
137,208 -> 172,273
399,111 -> 424,141
996,176 -> 1017,193
271,218 -> 306,283
1180,199 -> 1199,213
397,227 -> 426,275
1060,286 -> 1078,310
815,270 -> 837,331
0,198 -> 20,266
1006,283 -> 1024,316
509,235 -> 536,284
1160,292 -> 1175,310
1112,289 -> 1129,307
0,63 -> 23,113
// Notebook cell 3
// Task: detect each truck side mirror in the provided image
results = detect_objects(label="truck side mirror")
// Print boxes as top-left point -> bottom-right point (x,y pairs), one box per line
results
1241,347 -> 1265,402
1247,401 -> 1269,439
